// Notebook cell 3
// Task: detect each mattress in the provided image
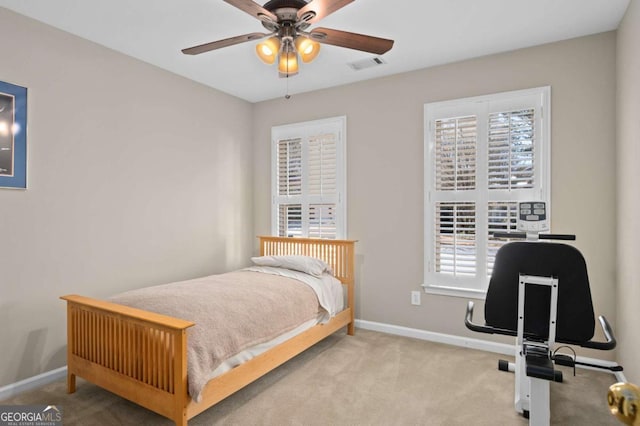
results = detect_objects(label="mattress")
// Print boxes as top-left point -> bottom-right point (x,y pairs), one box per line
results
110,265 -> 344,401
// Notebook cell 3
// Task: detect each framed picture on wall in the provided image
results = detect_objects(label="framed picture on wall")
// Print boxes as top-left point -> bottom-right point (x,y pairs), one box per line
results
0,80 -> 27,189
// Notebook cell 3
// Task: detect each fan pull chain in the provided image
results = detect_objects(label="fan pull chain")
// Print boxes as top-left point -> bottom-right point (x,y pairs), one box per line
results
285,56 -> 291,99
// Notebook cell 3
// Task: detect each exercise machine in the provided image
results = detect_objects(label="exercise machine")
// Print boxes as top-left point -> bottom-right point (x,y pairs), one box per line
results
465,201 -> 625,425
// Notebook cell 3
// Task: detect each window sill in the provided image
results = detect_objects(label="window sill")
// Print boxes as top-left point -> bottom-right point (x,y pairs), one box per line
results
421,283 -> 486,300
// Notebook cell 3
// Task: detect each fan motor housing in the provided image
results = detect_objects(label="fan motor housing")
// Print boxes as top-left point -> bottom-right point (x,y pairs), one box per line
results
263,0 -> 308,11
265,0 -> 308,21
261,0 -> 311,31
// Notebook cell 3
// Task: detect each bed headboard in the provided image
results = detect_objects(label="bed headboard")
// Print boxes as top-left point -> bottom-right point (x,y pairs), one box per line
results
258,236 -> 356,286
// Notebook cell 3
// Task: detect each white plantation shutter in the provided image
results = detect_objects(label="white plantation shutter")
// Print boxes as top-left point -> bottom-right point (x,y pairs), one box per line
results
432,115 -> 479,280
272,116 -> 346,239
425,87 -> 550,297
309,204 -> 337,239
435,116 -> 477,191
277,139 -> 302,196
488,109 -> 535,189
308,134 -> 337,196
486,201 -> 519,276
278,204 -> 303,237
435,202 -> 477,276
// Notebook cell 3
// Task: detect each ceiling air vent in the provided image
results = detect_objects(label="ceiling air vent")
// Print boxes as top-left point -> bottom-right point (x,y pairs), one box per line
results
348,57 -> 387,71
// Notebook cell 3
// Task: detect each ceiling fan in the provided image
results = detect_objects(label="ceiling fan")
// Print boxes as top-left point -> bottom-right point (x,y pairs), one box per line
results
181,0 -> 394,78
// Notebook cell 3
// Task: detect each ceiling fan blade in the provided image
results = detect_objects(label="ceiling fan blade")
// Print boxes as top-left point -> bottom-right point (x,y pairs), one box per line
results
182,32 -> 267,55
310,27 -> 394,55
298,0 -> 354,24
224,0 -> 277,24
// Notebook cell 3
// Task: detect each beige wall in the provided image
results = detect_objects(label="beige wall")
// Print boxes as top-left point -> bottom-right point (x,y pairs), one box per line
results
253,32 -> 618,357
1,4 -> 628,390
616,0 -> 640,384
0,8 -> 254,387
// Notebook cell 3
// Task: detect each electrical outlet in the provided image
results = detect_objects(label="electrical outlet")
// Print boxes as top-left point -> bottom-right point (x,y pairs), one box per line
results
411,291 -> 421,306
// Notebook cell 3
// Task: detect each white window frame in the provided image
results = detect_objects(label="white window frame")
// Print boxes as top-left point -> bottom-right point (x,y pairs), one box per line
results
423,87 -> 551,299
271,116 -> 347,239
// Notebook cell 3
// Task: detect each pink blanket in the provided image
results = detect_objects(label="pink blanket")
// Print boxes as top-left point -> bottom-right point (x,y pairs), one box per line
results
110,270 -> 320,401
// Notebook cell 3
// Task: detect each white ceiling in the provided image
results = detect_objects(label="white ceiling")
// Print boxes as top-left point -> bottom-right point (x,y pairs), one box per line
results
0,0 -> 630,102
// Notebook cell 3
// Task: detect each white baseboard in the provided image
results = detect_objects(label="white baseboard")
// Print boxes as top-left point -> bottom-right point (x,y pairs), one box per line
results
355,319 -> 626,381
355,319 -> 515,356
0,366 -> 67,401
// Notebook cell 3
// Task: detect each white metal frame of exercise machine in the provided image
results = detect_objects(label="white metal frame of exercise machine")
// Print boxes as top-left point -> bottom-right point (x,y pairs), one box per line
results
465,201 -> 625,425
515,274 -> 559,424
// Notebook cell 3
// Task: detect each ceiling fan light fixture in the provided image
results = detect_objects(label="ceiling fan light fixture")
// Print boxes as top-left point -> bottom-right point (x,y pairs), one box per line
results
295,36 -> 320,63
278,50 -> 299,76
183,0 -> 394,80
255,37 -> 281,64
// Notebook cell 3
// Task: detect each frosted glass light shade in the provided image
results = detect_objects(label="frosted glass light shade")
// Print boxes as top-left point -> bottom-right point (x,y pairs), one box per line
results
256,37 -> 281,64
295,37 -> 320,63
278,51 -> 299,75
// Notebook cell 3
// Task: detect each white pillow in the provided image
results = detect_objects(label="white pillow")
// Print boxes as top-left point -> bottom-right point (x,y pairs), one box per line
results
250,255 -> 333,277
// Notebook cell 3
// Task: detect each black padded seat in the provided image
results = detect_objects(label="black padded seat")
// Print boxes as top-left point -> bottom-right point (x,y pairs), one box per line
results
484,242 -> 595,344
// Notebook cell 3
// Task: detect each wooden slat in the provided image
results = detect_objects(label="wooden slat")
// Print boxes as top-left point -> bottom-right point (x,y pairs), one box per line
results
70,354 -> 177,419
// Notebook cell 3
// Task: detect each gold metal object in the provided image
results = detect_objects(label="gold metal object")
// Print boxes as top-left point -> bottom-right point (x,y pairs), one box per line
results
609,382 -> 640,425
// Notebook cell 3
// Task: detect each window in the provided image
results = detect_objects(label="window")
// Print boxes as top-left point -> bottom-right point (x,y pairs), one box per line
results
424,87 -> 550,298
272,116 -> 346,239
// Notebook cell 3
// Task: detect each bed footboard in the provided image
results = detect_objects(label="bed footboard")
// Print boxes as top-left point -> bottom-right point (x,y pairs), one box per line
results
60,295 -> 194,426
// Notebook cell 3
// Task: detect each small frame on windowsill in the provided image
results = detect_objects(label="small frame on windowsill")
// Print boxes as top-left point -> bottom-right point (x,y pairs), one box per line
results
0,80 -> 27,189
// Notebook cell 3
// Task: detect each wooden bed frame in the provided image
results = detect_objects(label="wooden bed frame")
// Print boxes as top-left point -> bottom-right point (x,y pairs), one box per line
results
60,236 -> 356,426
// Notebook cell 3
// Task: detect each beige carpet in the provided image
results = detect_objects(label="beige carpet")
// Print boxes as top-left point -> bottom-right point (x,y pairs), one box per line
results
1,329 -> 618,425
